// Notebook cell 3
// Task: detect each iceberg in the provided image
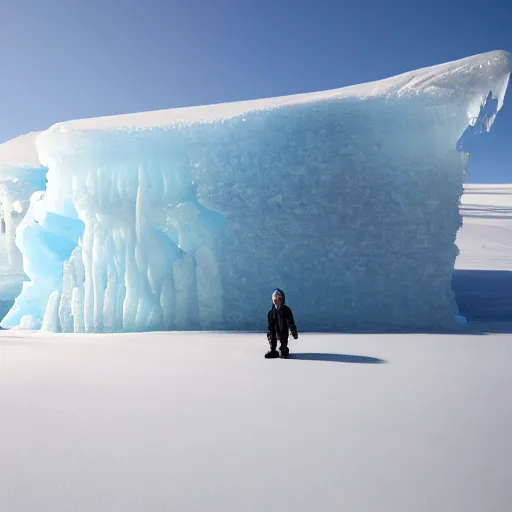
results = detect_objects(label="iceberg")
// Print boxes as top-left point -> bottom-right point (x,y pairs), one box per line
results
1,50 -> 510,332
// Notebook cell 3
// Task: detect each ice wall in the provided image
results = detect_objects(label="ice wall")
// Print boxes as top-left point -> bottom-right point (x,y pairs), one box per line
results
0,133 -> 47,320
4,50 -> 511,332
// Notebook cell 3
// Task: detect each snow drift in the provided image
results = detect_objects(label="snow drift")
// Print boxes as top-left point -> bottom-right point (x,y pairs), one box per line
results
1,50 -> 511,332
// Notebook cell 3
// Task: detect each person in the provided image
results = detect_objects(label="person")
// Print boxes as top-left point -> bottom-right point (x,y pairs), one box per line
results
266,288 -> 298,359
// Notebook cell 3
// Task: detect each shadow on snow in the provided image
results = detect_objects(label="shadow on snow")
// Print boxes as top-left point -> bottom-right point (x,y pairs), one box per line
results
288,353 -> 387,364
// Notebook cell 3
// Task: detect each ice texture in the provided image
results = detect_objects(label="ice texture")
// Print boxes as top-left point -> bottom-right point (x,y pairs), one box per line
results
2,50 -> 511,332
0,133 -> 47,318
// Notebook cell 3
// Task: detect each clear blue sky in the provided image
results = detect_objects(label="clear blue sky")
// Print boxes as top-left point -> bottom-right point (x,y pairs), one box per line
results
0,0 -> 510,182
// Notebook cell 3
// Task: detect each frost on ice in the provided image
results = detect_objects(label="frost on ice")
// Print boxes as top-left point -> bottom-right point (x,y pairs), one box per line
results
1,50 -> 510,332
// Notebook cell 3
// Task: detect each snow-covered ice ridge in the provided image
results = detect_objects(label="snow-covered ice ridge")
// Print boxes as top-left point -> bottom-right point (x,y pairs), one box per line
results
1,50 -> 510,332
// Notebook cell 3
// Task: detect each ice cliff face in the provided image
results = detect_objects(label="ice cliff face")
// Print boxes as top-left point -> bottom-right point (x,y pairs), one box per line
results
1,50 -> 510,332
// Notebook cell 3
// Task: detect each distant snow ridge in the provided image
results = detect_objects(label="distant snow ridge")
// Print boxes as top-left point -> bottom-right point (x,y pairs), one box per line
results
1,50 -> 511,332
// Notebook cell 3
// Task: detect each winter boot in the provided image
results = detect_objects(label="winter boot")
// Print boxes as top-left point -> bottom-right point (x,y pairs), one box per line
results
279,346 -> 290,359
265,349 -> 279,359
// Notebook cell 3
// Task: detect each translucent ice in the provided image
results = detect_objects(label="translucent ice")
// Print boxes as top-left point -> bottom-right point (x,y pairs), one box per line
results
2,50 -> 511,332
0,133 -> 47,319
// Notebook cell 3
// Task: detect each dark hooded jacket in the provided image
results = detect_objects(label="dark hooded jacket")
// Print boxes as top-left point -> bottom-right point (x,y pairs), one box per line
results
267,289 -> 298,345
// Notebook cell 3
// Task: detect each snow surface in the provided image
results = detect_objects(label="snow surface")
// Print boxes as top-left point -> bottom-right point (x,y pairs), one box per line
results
456,184 -> 512,270
2,50 -> 509,333
452,185 -> 512,323
0,328 -> 511,512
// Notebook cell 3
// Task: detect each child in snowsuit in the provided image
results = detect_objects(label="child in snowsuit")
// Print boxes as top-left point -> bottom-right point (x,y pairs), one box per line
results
266,288 -> 298,358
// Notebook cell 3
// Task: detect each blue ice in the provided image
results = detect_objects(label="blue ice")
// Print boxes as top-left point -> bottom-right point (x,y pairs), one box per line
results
1,50 -> 510,332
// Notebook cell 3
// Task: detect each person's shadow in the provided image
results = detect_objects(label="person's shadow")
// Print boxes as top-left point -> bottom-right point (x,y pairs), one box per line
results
289,353 -> 386,364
